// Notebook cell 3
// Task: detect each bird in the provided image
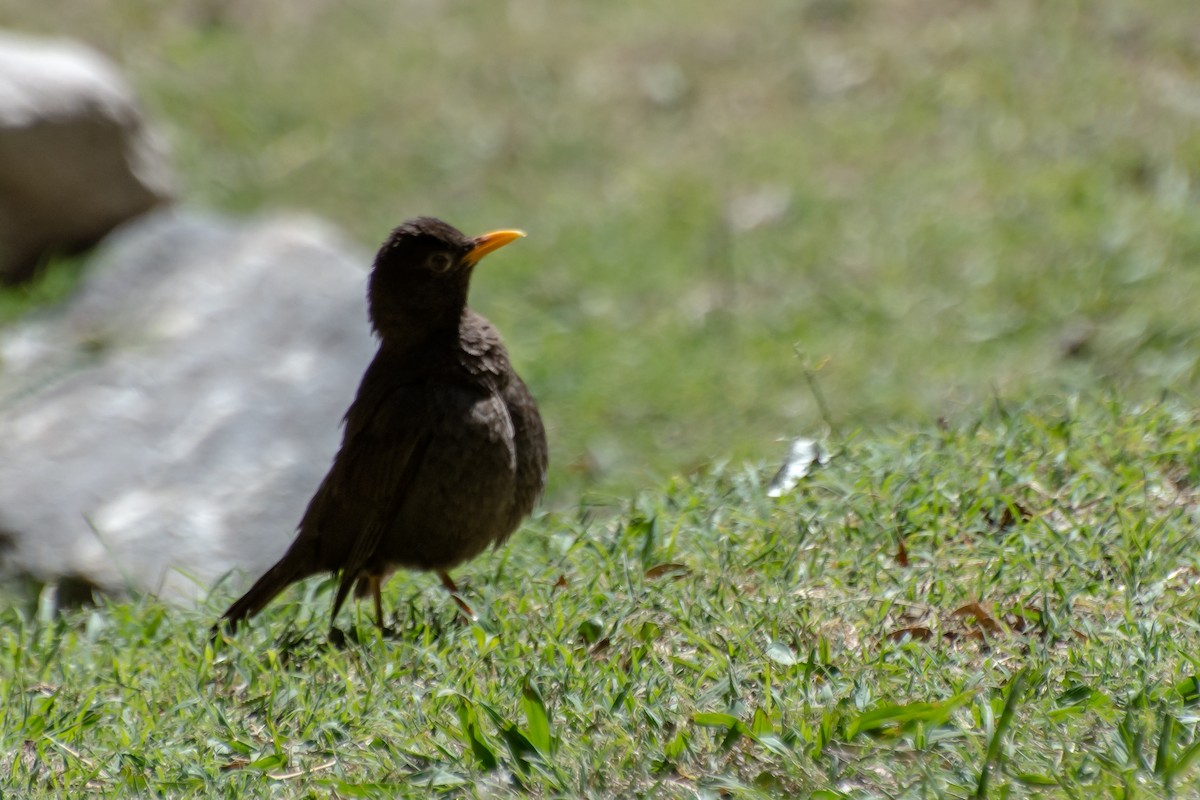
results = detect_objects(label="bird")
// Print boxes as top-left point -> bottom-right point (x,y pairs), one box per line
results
217,216 -> 548,634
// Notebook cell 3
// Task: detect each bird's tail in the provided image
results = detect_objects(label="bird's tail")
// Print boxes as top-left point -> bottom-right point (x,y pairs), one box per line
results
216,550 -> 314,632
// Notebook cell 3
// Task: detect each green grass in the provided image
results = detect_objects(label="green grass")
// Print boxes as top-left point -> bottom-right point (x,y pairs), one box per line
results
0,253 -> 90,325
3,394 -> 1199,797
2,0 -> 1200,500
3,3 -> 1200,796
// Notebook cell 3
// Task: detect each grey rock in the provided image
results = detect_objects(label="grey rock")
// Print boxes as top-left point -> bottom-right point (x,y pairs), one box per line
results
0,209 -> 376,602
0,31 -> 175,282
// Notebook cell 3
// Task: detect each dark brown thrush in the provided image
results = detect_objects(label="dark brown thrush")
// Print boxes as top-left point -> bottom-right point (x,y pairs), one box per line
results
218,216 -> 548,632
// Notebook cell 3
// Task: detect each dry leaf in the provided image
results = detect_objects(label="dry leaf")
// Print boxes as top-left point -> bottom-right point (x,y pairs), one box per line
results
767,437 -> 827,497
645,563 -> 690,580
952,602 -> 1000,635
887,626 -> 933,642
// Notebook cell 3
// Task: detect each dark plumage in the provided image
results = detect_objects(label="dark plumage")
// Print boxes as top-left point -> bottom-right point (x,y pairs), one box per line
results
218,217 -> 547,632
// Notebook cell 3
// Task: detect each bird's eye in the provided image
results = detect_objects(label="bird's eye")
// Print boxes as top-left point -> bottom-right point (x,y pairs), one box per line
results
427,252 -> 455,273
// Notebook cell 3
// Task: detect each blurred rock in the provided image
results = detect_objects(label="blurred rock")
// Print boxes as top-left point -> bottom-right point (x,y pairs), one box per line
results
0,209 -> 376,602
0,31 -> 175,283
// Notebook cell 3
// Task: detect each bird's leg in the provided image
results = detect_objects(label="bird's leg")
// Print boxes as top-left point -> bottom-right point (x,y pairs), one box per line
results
438,570 -> 477,622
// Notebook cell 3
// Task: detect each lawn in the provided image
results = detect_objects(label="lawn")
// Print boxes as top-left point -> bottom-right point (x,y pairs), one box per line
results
3,396 -> 1200,796
2,0 -> 1200,796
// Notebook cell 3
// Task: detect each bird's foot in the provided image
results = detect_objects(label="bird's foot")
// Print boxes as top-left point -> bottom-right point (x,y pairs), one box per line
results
328,622 -> 407,646
450,593 -> 478,625
438,570 -> 478,624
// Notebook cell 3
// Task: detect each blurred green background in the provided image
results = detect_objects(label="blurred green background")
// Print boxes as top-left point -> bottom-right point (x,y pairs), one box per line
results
2,0 -> 1199,503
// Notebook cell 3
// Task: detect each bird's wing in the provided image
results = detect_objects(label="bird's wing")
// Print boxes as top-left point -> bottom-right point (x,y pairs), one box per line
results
307,378 -> 438,621
328,435 -> 433,623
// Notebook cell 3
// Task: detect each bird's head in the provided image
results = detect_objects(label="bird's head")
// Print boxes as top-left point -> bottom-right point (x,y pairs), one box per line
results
367,216 -> 525,339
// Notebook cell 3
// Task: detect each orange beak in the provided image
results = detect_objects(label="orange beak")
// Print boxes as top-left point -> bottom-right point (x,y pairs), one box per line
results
464,229 -> 526,267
